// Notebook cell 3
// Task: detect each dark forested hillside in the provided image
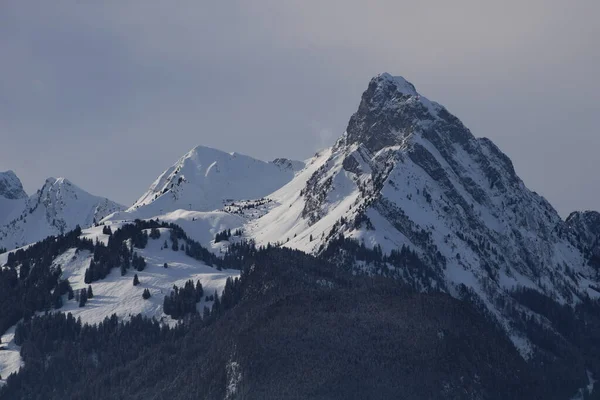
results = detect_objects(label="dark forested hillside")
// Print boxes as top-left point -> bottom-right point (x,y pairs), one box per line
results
3,222 -> 600,399
1,245 -> 559,400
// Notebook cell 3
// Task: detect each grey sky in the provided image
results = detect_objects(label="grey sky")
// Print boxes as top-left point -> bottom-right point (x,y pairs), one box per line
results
1,1 -> 598,216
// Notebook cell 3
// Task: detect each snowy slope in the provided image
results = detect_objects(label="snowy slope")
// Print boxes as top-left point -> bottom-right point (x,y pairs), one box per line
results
0,177 -> 124,250
0,325 -> 22,383
57,227 -> 239,325
119,145 -> 304,219
110,208 -> 247,253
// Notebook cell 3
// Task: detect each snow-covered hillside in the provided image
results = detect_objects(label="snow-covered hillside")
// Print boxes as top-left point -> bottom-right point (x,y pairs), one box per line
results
117,145 -> 304,220
56,226 -> 239,325
0,177 -> 124,250
0,222 -> 240,381
110,208 -> 247,252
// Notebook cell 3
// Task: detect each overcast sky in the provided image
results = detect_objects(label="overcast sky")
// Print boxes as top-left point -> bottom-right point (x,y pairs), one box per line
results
1,1 -> 598,216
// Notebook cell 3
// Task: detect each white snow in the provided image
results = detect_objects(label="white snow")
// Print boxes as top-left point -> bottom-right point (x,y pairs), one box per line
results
121,145 -> 303,218
0,325 -> 23,385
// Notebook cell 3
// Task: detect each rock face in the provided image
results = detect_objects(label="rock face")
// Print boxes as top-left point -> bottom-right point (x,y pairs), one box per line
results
0,171 -> 28,228
0,177 -> 124,250
565,210 -> 600,268
0,171 -> 27,201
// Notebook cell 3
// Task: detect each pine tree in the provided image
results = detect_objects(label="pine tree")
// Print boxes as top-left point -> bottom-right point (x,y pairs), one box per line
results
14,323 -> 24,345
20,260 -> 30,280
84,267 -> 92,284
149,227 -> 161,240
142,288 -> 151,300
53,295 -> 63,309
164,262 -> 168,269
79,288 -> 87,307
87,285 -> 94,299
195,280 -> 204,301
163,294 -> 171,315
212,291 -> 221,315
133,274 -> 140,286
132,253 -> 146,271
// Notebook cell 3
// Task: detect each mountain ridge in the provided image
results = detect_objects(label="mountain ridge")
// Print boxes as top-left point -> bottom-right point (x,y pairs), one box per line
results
0,175 -> 124,250
112,145 -> 304,222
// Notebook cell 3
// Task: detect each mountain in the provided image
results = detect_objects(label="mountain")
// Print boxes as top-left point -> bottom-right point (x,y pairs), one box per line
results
244,73 -> 600,386
0,171 -> 28,227
0,177 -> 124,250
0,171 -> 27,201
2,73 -> 600,399
116,145 -> 303,220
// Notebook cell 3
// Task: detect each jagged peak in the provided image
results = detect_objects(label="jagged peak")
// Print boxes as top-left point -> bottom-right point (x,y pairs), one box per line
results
566,210 -> 600,226
0,170 -> 27,200
44,177 -> 71,185
39,177 -> 76,194
343,73 -> 443,152
376,72 -> 419,97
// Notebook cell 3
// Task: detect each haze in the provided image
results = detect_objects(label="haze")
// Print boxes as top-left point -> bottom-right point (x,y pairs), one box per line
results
1,1 -> 598,216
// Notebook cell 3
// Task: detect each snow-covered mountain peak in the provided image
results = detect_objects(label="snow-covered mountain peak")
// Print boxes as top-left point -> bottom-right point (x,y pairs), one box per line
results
121,145 -> 304,219
0,177 -> 124,250
342,73 -> 445,153
247,73 -> 600,357
377,72 -> 419,96
41,176 -> 74,191
0,171 -> 27,200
